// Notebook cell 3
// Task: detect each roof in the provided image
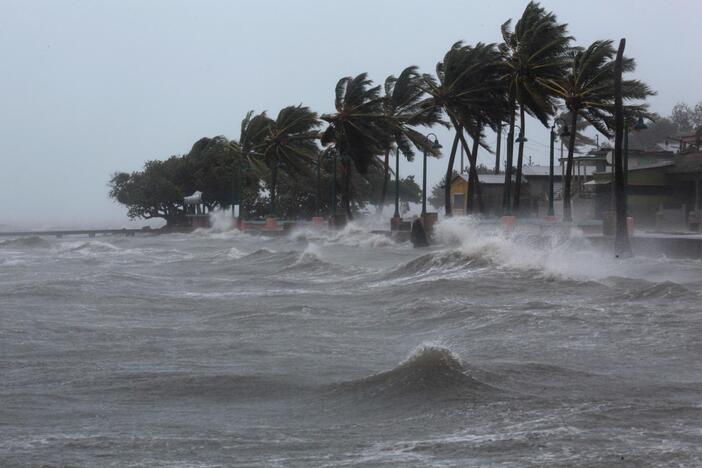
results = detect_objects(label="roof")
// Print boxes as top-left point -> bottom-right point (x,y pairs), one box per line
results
521,165 -> 563,178
451,173 -> 526,185
183,191 -> 202,204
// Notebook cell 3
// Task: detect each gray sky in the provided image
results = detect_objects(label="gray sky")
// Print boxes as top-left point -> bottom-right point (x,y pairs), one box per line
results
1,0 -> 700,228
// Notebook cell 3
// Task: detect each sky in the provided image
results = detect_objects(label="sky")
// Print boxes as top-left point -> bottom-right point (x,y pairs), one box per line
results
1,0 -> 701,228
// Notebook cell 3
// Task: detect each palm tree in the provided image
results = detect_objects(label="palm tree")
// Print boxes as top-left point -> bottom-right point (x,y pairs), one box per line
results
543,40 -> 654,221
499,1 -> 571,213
420,42 -> 509,215
250,105 -> 321,217
378,66 -> 445,212
321,74 -> 392,219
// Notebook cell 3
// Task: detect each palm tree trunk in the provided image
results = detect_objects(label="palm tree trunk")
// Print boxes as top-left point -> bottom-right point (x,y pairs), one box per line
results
451,117 -> 484,214
342,160 -> 353,220
563,110 -> 578,222
613,38 -> 632,257
378,149 -> 390,214
503,101 -> 516,213
444,129 -> 461,216
467,127 -> 483,213
494,123 -> 502,175
514,106 -> 526,212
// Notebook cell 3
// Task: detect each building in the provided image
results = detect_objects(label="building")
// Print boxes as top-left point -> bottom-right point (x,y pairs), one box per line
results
449,173 -> 527,216
589,142 -> 702,230
521,165 -> 564,216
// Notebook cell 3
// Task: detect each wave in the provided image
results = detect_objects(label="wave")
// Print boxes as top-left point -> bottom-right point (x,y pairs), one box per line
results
431,217 -> 702,284
0,236 -> 51,249
329,345 -> 499,402
54,240 -> 122,254
385,250 -> 491,281
622,280 -> 696,300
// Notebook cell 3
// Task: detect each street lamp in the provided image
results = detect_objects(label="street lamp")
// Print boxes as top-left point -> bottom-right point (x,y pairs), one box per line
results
624,114 -> 648,201
315,151 -> 322,217
324,148 -> 338,216
232,144 -> 246,224
393,143 -> 401,218
422,133 -> 442,216
549,118 -> 570,217
515,128 -> 528,143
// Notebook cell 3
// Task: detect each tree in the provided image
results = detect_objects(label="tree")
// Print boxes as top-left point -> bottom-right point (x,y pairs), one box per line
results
420,42 -> 509,215
249,105 -> 321,217
378,66 -> 444,212
321,74 -> 393,219
500,1 -> 571,212
543,40 -> 654,221
671,102 -> 702,133
109,156 -> 192,226
613,39 -> 632,258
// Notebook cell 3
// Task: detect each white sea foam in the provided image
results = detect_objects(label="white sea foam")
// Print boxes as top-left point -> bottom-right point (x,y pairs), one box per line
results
432,217 -> 698,283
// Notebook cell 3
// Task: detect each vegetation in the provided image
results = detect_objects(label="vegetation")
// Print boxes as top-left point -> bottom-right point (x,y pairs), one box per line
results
543,40 -> 654,221
500,2 -> 571,212
110,1 -> 659,226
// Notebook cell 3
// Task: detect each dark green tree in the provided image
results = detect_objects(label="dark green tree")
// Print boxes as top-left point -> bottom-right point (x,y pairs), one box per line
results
249,105 -> 321,217
543,40 -> 654,221
421,42 -> 509,215
379,66 -> 444,211
500,1 -> 571,212
321,74 -> 393,219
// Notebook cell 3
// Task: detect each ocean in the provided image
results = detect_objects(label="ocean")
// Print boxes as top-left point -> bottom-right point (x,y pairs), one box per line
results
2,217 -> 702,467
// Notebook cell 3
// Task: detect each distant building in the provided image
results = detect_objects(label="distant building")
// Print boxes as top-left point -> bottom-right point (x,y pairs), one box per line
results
589,142 -> 702,230
521,165 -> 563,216
449,173 -> 527,216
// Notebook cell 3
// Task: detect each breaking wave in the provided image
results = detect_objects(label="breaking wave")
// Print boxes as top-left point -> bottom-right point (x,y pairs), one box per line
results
330,345 -> 498,401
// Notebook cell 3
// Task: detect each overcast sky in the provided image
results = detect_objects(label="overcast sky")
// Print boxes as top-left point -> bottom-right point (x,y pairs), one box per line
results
1,0 -> 700,228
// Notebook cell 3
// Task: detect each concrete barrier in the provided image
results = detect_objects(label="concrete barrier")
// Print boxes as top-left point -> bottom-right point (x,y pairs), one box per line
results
501,215 -> 517,232
264,218 -> 279,230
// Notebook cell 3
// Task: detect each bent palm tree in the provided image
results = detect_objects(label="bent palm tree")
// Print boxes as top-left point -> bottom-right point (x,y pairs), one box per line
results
379,66 -> 445,212
543,40 -> 654,221
420,42 -> 509,215
251,105 -> 321,217
500,1 -> 571,212
321,74 -> 392,219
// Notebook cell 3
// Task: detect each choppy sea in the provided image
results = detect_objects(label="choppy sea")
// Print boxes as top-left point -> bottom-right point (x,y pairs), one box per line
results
2,216 -> 702,467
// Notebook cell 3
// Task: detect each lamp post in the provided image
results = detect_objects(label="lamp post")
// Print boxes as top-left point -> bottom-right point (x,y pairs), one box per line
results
233,145 -> 245,224
422,133 -> 441,216
325,148 -> 338,216
315,152 -> 321,216
623,114 -> 647,215
549,118 -> 570,217
393,144 -> 400,218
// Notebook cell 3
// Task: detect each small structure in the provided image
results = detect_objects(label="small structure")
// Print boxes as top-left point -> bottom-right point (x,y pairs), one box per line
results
184,191 -> 210,228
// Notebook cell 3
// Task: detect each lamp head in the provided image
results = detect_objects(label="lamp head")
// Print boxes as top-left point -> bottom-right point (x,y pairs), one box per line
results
634,115 -> 648,131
